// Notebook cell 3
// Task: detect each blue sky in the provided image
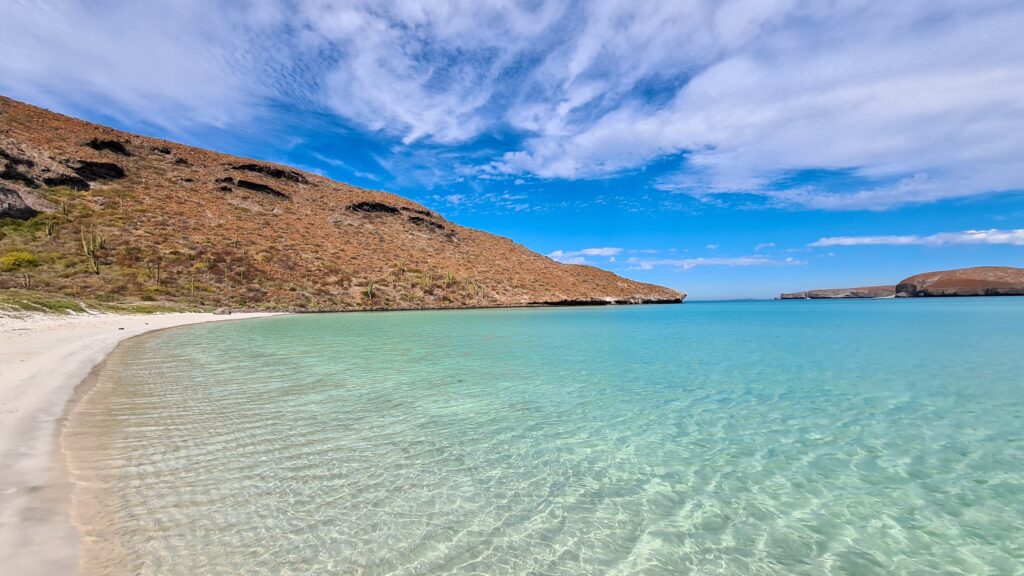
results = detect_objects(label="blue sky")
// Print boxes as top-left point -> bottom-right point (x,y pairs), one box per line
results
2,0 -> 1023,299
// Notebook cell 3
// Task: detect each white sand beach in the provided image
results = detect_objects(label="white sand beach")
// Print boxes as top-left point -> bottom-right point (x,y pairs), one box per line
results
0,311 -> 279,575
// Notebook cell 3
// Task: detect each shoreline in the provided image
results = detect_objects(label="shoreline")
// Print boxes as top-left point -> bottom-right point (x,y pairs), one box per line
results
0,311 -> 281,575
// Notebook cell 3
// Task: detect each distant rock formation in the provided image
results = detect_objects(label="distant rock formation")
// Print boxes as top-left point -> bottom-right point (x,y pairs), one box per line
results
780,285 -> 895,299
896,266 -> 1024,297
781,266 -> 1024,299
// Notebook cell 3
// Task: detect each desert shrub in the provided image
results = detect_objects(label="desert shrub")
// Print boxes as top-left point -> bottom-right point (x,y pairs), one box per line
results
0,250 -> 38,271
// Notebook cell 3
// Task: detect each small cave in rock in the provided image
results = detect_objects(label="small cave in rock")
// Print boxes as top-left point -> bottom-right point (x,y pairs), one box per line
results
42,174 -> 90,191
408,215 -> 445,230
347,201 -> 399,214
73,161 -> 125,181
182,178 -> 195,183
174,158 -> 189,165
218,185 -> 233,192
236,179 -> 288,199
153,146 -> 172,154
1,164 -> 39,188
86,138 -> 132,157
232,163 -> 308,184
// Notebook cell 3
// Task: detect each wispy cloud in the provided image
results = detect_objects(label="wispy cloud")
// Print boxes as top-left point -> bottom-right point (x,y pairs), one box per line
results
3,1 -> 1023,210
810,229 -> 1024,247
627,256 -> 804,270
548,247 -> 623,264
754,242 -> 775,251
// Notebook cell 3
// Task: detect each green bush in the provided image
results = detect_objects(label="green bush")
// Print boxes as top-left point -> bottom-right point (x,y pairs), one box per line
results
0,251 -> 38,272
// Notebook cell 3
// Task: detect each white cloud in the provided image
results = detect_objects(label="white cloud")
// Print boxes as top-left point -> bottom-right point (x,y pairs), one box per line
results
706,244 -> 719,250
3,1 -> 1023,210
754,242 -> 775,251
547,247 -> 623,264
627,255 -> 804,270
810,228 -> 1024,247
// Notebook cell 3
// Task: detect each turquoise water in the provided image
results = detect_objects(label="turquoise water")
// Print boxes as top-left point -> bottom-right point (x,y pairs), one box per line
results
67,300 -> 1024,575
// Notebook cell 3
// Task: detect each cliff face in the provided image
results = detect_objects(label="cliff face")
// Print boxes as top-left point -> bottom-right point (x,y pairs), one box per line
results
0,97 -> 683,310
780,286 -> 895,299
896,267 -> 1024,297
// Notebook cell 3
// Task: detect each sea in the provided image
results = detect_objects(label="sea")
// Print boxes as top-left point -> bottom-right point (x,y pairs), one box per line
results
64,299 -> 1024,574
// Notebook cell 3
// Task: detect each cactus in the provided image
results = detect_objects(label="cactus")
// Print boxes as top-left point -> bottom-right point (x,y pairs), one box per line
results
81,226 -> 106,274
443,271 -> 455,288
45,216 -> 56,236
365,283 -> 376,300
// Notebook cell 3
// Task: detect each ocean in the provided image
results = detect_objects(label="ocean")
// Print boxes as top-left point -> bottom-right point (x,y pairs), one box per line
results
65,299 -> 1024,574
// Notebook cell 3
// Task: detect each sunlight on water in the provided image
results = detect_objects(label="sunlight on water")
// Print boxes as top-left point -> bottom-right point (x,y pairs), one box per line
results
66,300 -> 1024,574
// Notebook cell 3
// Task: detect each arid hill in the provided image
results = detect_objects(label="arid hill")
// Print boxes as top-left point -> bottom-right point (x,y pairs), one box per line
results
781,266 -> 1024,299
780,285 -> 895,299
896,266 -> 1024,297
0,96 -> 683,311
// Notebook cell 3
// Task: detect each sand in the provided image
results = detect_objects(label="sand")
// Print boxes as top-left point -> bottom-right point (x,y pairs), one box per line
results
0,311 -> 280,575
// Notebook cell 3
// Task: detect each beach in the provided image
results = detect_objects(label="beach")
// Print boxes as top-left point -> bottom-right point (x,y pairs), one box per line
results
0,311 -> 278,575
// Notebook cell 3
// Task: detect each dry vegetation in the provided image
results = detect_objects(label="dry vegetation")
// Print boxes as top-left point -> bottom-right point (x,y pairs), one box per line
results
0,96 -> 684,311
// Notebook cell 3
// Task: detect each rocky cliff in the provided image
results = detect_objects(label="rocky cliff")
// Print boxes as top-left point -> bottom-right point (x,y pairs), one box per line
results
896,266 -> 1024,297
780,285 -> 895,299
0,96 -> 683,311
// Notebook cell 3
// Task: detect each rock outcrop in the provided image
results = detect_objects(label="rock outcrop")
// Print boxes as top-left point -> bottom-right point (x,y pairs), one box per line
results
780,285 -> 895,299
0,96 -> 684,310
895,267 -> 1024,297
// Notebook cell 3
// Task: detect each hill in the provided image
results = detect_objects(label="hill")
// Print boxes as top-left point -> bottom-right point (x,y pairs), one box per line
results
896,266 -> 1024,297
780,266 -> 1024,299
0,97 -> 683,311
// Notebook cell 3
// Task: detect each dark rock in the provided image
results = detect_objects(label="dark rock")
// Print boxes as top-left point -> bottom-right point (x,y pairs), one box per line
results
408,215 -> 444,230
73,161 -> 125,181
0,186 -> 39,220
153,146 -> 172,154
42,174 -> 90,191
232,163 -> 308,184
400,206 -> 433,217
174,158 -> 189,165
182,178 -> 195,183
537,297 -> 685,306
1,164 -> 39,188
347,201 -> 399,214
86,138 -> 132,156
236,179 -> 288,199
215,176 -> 235,184
218,185 -> 233,192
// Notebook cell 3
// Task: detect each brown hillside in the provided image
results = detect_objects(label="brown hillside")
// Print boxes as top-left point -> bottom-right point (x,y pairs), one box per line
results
0,96 -> 683,311
896,266 -> 1024,297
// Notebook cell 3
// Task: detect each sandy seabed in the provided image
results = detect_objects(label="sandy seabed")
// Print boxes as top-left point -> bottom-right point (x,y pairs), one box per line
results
0,310 -> 279,575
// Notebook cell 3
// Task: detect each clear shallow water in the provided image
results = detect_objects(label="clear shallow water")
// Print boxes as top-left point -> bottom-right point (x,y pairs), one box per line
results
67,300 -> 1024,575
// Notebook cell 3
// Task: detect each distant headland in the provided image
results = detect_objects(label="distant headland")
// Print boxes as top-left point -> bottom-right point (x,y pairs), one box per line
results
780,266 -> 1024,299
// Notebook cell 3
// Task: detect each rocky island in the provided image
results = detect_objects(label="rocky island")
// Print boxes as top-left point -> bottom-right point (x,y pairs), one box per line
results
0,97 -> 683,311
782,266 -> 1024,299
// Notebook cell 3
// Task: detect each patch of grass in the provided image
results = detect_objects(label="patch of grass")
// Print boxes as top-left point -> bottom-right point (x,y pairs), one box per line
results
0,288 -> 203,316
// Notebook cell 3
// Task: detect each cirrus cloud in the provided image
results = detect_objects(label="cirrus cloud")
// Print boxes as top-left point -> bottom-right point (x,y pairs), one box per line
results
810,228 -> 1024,247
